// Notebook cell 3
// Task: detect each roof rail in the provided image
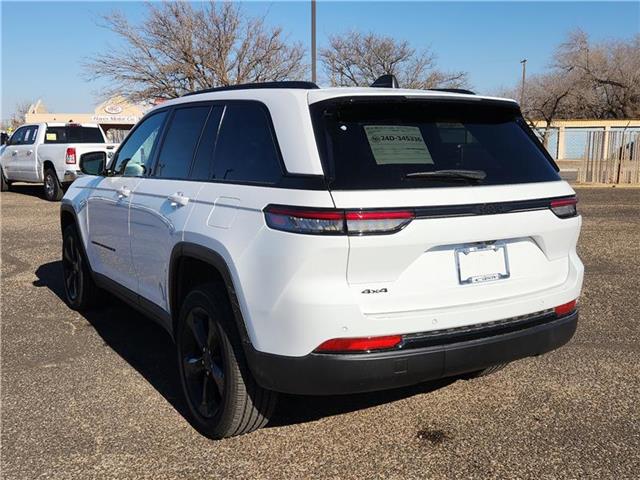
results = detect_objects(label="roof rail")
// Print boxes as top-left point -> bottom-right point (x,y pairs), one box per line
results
429,88 -> 476,95
182,81 -> 320,97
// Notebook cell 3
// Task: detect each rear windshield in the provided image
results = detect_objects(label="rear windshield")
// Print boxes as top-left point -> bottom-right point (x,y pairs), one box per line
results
44,126 -> 104,144
310,99 -> 560,190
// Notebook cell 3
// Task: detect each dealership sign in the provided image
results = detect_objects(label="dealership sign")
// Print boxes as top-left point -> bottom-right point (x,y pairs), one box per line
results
104,104 -> 124,114
91,114 -> 140,123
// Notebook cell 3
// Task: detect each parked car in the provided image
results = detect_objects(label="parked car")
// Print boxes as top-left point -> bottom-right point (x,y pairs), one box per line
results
59,78 -> 584,439
0,122 -> 117,200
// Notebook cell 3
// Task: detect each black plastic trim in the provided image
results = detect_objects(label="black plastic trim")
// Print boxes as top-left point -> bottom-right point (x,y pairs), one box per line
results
247,311 -> 578,395
168,243 -> 251,345
413,195 -> 576,219
182,81 -> 320,97
93,272 -> 173,336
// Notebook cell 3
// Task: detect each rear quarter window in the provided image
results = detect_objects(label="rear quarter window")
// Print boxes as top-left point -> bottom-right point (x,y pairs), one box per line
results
210,103 -> 283,184
311,99 -> 560,190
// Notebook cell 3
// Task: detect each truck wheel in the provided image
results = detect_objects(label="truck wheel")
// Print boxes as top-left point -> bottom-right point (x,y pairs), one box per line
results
1,169 -> 9,192
62,224 -> 99,310
176,283 -> 277,439
44,168 -> 63,201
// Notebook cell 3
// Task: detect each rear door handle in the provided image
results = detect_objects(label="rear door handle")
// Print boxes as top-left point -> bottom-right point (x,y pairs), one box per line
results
117,186 -> 130,198
11,151 -> 17,156
26,150 -> 33,156
168,192 -> 189,207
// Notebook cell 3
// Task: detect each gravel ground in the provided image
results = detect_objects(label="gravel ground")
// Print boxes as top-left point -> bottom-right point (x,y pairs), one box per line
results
1,185 -> 639,479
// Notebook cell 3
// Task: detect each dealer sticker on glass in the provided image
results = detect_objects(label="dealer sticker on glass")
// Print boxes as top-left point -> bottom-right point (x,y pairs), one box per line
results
364,125 -> 434,165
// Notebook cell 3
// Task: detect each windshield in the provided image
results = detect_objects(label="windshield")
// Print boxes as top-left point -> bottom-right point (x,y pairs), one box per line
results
310,99 -> 560,190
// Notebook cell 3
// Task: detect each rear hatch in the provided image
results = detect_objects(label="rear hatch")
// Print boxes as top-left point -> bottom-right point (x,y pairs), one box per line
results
309,96 -> 581,316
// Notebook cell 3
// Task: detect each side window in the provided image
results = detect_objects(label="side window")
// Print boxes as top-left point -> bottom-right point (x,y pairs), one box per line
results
189,107 -> 223,181
9,127 -> 26,145
211,103 -> 282,184
154,105 -> 210,179
45,127 -> 67,143
112,111 -> 167,177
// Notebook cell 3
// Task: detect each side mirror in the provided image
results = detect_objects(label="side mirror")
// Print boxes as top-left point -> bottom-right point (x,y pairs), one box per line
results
79,151 -> 107,176
0,133 -> 7,145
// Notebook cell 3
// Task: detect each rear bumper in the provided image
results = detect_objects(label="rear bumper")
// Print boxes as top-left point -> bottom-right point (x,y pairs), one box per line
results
247,311 -> 578,395
63,170 -> 80,183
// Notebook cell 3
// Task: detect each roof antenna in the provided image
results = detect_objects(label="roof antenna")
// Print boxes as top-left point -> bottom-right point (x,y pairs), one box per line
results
371,74 -> 399,88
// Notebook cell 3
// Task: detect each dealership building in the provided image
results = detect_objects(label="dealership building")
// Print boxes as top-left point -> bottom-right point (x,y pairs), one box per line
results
24,96 -> 147,142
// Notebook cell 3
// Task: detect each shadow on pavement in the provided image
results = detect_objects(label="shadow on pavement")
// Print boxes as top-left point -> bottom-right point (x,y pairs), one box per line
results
4,184 -> 47,200
34,260 -> 455,432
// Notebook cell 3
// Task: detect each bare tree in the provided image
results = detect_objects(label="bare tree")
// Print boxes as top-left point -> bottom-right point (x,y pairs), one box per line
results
554,30 -> 640,119
320,31 -> 468,89
85,2 -> 306,101
6,101 -> 33,129
509,30 -> 640,127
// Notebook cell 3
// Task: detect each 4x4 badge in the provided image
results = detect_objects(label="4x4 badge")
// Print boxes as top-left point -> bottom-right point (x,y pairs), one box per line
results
361,288 -> 388,294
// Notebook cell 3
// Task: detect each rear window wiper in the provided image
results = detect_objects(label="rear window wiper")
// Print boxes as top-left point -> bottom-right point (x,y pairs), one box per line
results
404,169 -> 486,183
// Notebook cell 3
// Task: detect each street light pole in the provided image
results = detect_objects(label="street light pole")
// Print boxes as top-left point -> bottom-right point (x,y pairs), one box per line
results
311,0 -> 317,83
520,58 -> 527,107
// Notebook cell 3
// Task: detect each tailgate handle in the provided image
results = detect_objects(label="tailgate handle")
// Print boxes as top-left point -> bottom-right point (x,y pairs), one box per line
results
168,192 -> 189,207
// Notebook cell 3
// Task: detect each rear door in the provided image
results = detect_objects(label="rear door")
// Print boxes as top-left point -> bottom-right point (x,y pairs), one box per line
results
129,103 -> 215,313
310,98 -> 580,316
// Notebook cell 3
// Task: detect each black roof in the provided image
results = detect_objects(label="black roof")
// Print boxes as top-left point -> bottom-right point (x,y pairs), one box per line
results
182,81 -> 319,97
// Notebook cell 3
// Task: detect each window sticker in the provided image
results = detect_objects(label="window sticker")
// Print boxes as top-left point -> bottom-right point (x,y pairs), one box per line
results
364,125 -> 433,164
46,132 -> 57,141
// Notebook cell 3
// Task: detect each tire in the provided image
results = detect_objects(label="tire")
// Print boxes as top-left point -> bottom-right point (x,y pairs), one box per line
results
0,168 -> 9,192
176,283 -> 277,439
44,168 -> 63,201
62,224 -> 99,310
466,363 -> 509,379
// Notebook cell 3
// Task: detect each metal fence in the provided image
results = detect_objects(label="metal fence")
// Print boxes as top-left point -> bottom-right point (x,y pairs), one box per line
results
534,122 -> 640,184
577,130 -> 640,184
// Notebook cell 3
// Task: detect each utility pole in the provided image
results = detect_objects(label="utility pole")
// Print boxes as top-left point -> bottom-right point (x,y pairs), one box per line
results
311,0 -> 317,83
520,58 -> 527,107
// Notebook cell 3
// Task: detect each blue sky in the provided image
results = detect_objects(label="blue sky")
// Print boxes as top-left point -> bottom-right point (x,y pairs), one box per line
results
2,1 -> 639,118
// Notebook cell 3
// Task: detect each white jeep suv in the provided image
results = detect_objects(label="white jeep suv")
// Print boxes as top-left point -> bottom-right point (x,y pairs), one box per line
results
60,79 -> 583,439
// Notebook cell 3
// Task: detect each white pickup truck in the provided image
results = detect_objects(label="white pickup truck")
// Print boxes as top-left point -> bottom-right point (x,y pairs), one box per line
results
0,122 -> 118,201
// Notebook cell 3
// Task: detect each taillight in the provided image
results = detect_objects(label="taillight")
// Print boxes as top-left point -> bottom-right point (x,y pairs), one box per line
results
550,196 -> 577,218
315,335 -> 402,353
264,206 -> 344,235
346,210 -> 414,235
263,205 -> 414,235
65,147 -> 76,164
554,299 -> 577,316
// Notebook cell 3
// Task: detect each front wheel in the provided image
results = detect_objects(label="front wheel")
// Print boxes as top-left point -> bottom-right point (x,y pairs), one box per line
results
177,284 -> 277,439
44,168 -> 63,201
62,224 -> 99,310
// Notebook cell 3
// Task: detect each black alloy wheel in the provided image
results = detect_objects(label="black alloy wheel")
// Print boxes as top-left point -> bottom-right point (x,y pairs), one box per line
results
181,306 -> 226,419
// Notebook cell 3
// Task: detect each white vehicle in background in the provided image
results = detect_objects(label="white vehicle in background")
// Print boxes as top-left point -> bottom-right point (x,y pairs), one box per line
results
0,122 -> 117,201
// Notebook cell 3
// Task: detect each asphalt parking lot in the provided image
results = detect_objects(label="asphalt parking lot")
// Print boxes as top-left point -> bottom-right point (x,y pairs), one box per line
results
1,185 -> 639,479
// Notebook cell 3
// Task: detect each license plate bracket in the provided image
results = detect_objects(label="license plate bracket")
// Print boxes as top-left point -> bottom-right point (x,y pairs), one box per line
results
455,243 -> 510,285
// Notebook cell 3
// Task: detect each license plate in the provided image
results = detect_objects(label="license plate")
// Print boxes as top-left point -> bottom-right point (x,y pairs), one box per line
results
455,243 -> 510,285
